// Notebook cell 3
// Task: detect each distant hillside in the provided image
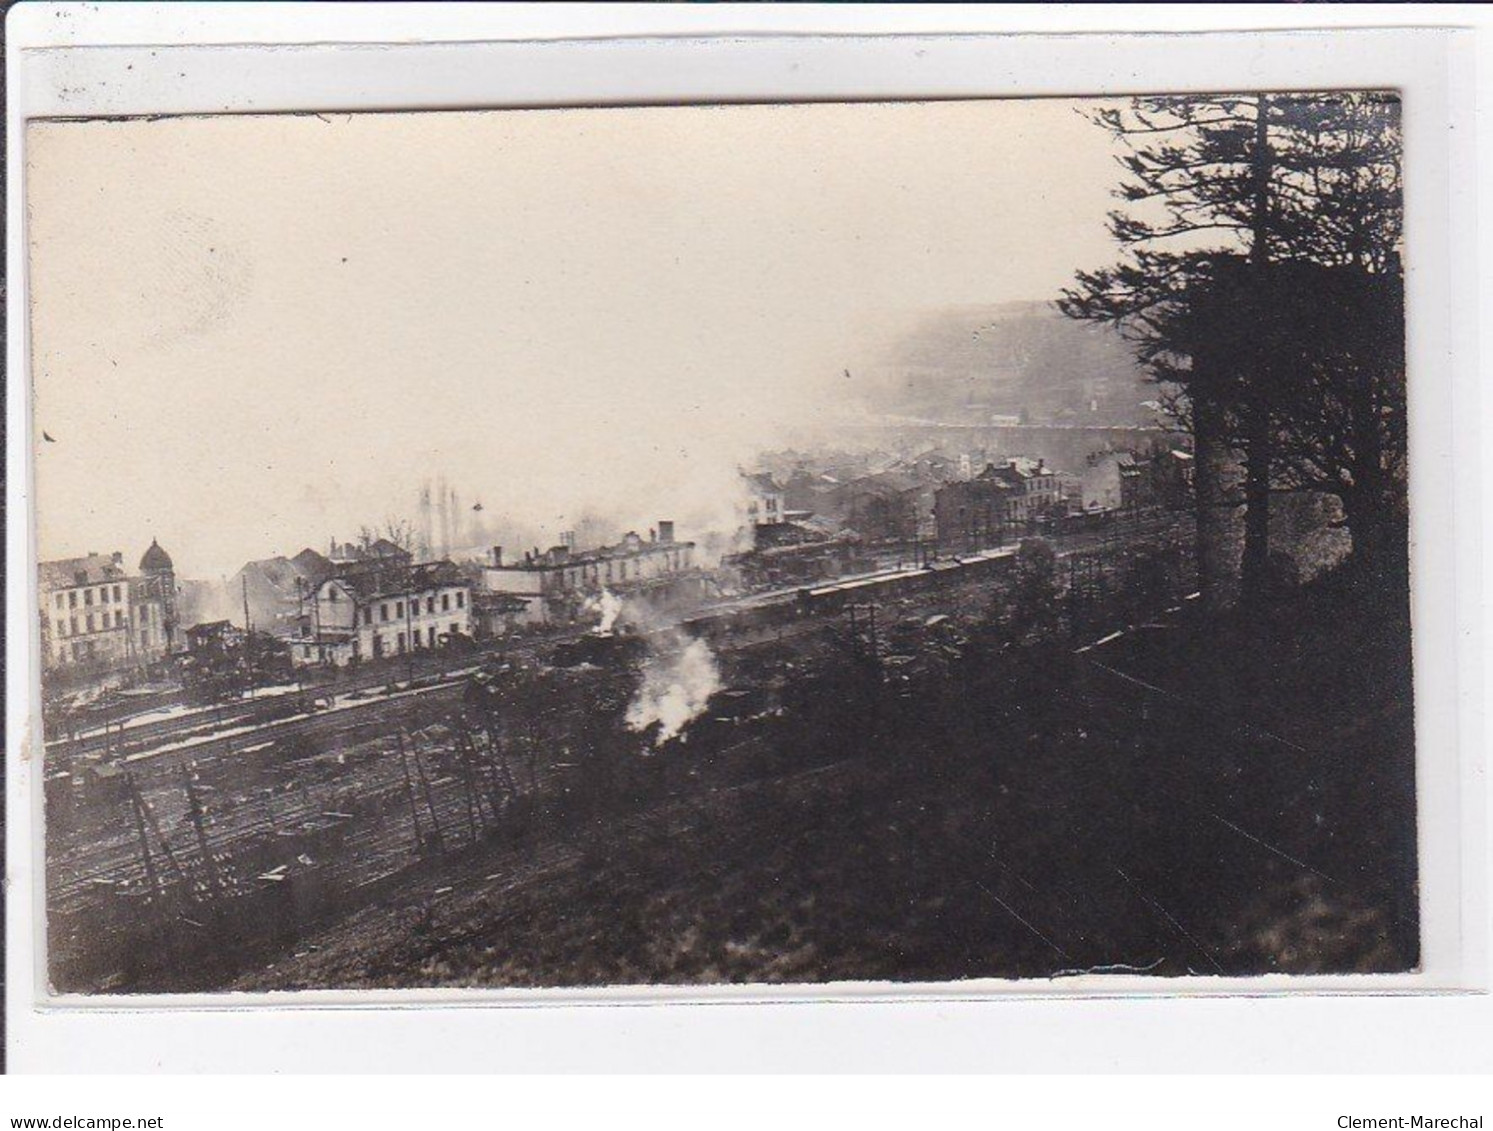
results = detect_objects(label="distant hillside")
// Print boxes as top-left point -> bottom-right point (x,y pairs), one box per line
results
865,301 -> 1157,427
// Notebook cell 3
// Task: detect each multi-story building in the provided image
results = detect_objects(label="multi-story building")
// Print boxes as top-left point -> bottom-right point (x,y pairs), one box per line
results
134,539 -> 179,659
480,523 -> 697,625
1153,448 -> 1196,509
292,559 -> 471,667
1080,450 -> 1131,512
933,476 -> 1017,550
327,537 -> 414,568
933,458 -> 1065,547
980,457 -> 1064,526
39,541 -> 179,676
230,547 -> 336,637
824,471 -> 924,543
40,553 -> 132,672
744,473 -> 786,528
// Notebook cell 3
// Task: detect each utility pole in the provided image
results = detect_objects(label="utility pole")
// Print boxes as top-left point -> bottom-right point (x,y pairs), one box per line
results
126,773 -> 176,968
310,575 -> 324,669
183,768 -> 224,914
847,602 -> 882,682
241,572 -> 253,698
397,730 -> 425,851
456,734 -> 481,842
128,775 -> 163,908
412,739 -> 445,853
404,564 -> 416,686
127,771 -> 188,885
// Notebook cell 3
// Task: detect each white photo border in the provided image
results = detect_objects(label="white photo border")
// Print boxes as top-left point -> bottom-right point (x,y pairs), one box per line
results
5,5 -> 1486,1072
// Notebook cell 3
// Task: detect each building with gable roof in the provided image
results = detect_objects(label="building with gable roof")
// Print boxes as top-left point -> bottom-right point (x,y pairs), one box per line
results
293,559 -> 472,667
39,540 -> 179,675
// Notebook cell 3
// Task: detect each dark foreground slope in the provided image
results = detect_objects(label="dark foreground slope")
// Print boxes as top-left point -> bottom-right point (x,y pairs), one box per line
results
240,571 -> 1417,990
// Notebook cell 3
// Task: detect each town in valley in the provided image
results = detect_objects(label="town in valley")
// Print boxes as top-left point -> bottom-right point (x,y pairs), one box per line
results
31,93 -> 1415,993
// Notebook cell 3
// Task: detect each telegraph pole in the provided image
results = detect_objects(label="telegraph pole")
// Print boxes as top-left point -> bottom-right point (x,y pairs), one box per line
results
183,768 -> 223,913
241,573 -> 253,697
404,563 -> 416,686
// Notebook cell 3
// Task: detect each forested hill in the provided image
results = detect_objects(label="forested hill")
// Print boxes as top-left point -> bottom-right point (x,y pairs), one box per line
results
866,300 -> 1157,428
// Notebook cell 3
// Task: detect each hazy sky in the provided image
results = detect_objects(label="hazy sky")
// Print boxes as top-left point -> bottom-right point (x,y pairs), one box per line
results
28,99 -> 1124,578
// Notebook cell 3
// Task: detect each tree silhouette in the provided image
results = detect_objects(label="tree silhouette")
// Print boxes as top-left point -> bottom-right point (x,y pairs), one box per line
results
1059,91 -> 1404,597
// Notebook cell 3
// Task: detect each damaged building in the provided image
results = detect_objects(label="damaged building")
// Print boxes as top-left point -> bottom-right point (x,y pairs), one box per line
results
229,547 -> 337,637
478,522 -> 699,626
292,559 -> 472,667
39,541 -> 179,680
933,458 -> 1065,548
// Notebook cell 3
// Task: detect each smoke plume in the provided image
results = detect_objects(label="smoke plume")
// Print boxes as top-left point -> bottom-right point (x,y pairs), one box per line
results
586,588 -> 624,635
626,635 -> 723,747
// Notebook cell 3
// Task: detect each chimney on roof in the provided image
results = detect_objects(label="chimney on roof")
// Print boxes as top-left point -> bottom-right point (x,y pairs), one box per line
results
111,551 -> 123,565
492,546 -> 503,568
649,527 -> 657,543
658,521 -> 675,544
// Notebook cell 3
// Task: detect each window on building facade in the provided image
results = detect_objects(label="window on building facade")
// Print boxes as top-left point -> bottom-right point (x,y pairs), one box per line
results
84,589 -> 94,607
68,591 -> 77,609
100,587 -> 110,605
86,613 -> 95,632
395,601 -> 404,618
396,632 -> 406,654
69,616 -> 78,635
115,611 -> 124,628
428,626 -> 436,647
456,592 -> 465,609
380,603 -> 389,622
113,585 -> 122,602
441,593 -> 450,612
363,608 -> 373,626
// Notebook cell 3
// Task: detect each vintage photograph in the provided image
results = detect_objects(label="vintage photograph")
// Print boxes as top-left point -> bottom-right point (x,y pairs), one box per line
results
28,92 -> 1414,995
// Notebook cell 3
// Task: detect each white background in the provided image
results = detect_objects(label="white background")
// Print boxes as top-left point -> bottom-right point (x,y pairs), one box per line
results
5,1 -> 1490,1090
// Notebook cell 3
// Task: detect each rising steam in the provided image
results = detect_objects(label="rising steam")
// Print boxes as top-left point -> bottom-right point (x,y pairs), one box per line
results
626,635 -> 723,746
589,589 -> 624,635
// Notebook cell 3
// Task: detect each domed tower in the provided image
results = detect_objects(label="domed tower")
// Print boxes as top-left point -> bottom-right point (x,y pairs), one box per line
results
138,538 -> 179,653
140,538 -> 173,575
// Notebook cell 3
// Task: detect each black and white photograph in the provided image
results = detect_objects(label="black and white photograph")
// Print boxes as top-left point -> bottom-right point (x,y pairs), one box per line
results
26,88 -> 1417,998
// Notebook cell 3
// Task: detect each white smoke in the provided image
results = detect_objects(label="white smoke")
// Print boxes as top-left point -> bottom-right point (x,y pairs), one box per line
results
625,634 -> 722,747
582,588 -> 625,635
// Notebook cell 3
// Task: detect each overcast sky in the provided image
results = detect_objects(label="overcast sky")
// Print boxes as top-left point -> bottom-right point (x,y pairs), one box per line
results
28,98 -> 1124,578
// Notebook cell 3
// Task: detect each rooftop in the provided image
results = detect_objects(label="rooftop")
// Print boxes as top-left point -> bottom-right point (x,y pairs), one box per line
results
743,472 -> 782,494
490,530 -> 695,572
323,559 -> 466,602
39,553 -> 127,591
140,539 -> 174,573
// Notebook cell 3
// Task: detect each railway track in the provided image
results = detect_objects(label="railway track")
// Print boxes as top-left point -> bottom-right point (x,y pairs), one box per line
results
48,516 -> 1200,988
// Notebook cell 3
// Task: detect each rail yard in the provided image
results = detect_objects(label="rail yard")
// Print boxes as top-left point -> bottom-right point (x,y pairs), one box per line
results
45,520 -> 1179,992
44,510 -> 1412,994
